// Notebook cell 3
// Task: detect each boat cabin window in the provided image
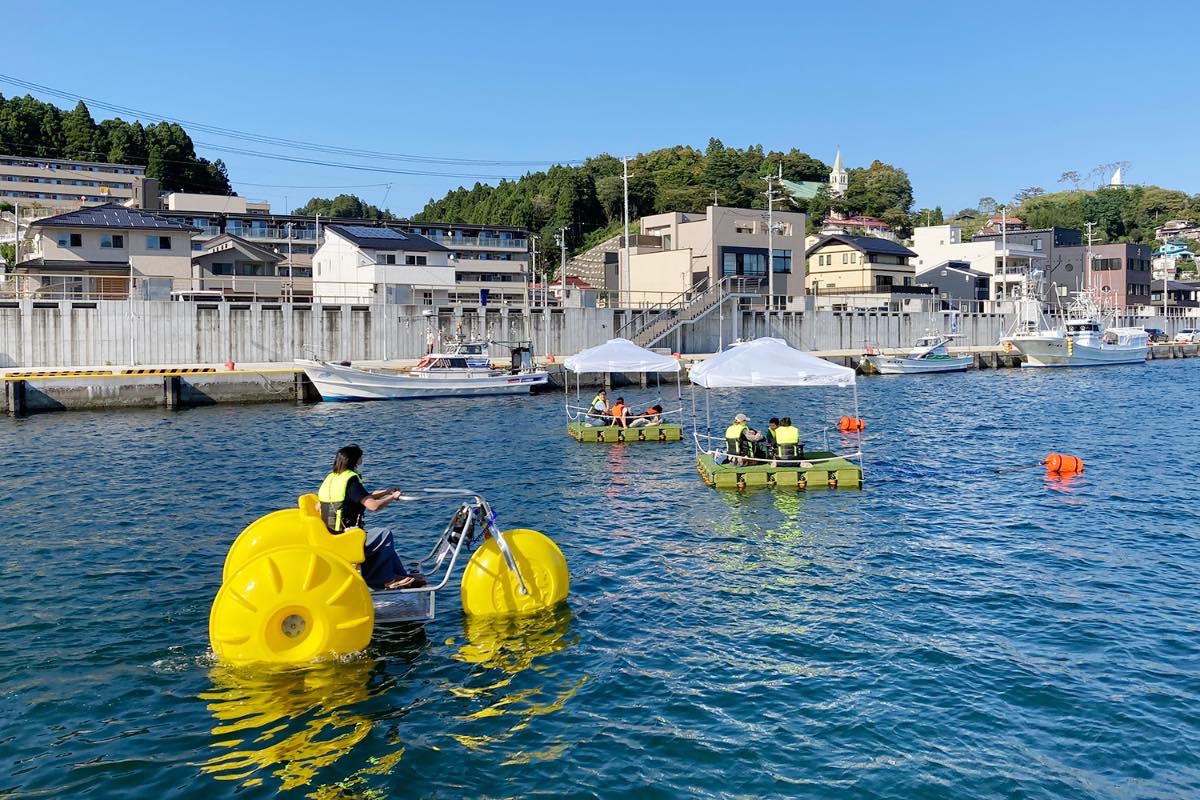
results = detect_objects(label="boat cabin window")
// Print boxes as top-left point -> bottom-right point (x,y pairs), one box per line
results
1067,322 -> 1100,333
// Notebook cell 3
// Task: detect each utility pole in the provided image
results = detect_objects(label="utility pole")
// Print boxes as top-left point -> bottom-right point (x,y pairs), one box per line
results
622,155 -> 631,308
1085,221 -> 1095,297
558,227 -> 567,307
764,172 -> 779,312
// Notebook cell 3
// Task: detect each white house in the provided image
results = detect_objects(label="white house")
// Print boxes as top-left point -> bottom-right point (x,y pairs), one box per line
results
313,224 -> 455,304
910,224 -> 1045,301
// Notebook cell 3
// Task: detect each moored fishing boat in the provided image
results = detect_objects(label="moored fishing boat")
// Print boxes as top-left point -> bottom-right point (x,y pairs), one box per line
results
864,334 -> 973,374
298,342 -> 547,400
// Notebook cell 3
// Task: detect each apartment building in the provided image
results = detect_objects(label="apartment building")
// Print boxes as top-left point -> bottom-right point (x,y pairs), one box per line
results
1077,243 -> 1154,310
0,154 -> 157,209
911,224 -> 1049,301
155,193 -> 530,305
632,204 -> 807,308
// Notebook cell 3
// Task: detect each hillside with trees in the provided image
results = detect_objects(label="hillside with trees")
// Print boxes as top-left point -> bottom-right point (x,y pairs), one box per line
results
0,94 -> 231,195
946,185 -> 1200,245
409,140 -> 851,262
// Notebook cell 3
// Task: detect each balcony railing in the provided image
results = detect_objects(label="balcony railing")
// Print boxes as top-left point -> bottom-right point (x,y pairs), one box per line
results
423,234 -> 527,250
223,227 -> 318,241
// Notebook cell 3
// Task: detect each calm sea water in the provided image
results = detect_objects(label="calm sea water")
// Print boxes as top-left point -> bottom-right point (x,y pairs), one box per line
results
2,362 -> 1199,799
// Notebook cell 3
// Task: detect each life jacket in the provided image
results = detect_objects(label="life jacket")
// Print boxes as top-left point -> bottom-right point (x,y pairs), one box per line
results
317,469 -> 362,533
644,407 -> 660,417
774,425 -> 801,458
611,403 -> 626,420
589,394 -> 607,414
724,422 -> 747,454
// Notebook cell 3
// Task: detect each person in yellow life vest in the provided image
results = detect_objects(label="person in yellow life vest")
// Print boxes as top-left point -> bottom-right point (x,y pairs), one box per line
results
774,416 -> 802,465
724,412 -> 750,463
610,397 -> 629,428
318,444 -> 425,590
585,389 -> 610,426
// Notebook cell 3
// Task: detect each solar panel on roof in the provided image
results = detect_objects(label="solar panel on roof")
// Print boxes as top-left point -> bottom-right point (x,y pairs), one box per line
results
342,225 -> 406,240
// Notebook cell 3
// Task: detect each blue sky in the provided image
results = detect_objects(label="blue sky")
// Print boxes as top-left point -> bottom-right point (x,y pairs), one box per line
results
5,0 -> 1196,217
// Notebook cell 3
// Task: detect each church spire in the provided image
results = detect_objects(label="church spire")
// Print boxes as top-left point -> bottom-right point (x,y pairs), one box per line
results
829,147 -> 848,198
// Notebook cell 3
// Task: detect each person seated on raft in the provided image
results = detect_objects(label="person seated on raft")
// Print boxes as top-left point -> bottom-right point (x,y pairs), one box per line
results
629,403 -> 664,428
609,396 -> 629,428
741,426 -> 770,463
773,416 -> 803,465
585,389 -> 610,426
724,412 -> 750,464
318,444 -> 426,590
767,418 -> 780,457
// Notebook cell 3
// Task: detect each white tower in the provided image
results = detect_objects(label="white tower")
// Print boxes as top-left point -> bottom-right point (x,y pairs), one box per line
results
1109,166 -> 1123,186
829,148 -> 848,198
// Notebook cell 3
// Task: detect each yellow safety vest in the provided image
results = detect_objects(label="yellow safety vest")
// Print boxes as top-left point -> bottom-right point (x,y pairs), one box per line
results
725,422 -> 747,440
775,426 -> 800,446
318,469 -> 361,532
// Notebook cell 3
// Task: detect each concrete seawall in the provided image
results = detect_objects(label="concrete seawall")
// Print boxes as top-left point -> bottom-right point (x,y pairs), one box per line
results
3,298 -> 1194,368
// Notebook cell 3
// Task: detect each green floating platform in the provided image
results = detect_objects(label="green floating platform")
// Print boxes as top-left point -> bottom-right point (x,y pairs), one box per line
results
567,421 -> 683,443
697,451 -> 862,490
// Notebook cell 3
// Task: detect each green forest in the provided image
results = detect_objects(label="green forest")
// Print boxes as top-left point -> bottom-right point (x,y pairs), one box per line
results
0,94 -> 231,195
405,139 -> 916,264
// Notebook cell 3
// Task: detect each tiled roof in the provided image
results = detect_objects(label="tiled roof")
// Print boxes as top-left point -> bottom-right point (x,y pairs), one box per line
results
28,203 -> 199,232
327,224 -> 448,252
808,234 -> 917,258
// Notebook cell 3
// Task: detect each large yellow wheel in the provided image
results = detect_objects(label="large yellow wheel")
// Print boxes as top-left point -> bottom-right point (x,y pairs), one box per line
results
460,529 -> 569,617
209,546 -> 374,665
222,496 -> 365,583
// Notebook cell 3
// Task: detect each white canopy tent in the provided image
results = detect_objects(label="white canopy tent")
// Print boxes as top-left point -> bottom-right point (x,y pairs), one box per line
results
564,338 -> 681,374
687,338 -> 862,468
562,338 -> 682,424
689,338 -> 855,388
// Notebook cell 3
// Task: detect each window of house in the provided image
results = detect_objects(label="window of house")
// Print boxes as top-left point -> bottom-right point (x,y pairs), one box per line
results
1032,238 -> 1043,251
663,234 -> 672,250
377,253 -> 397,265
57,233 -> 83,247
734,221 -> 755,234
406,255 -> 427,266
842,252 -> 849,264
146,235 -> 171,250
211,262 -> 234,276
875,275 -> 894,288
100,234 -> 124,249
772,249 -> 791,273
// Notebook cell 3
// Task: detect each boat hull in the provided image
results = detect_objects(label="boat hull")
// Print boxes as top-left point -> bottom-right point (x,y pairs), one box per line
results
866,355 -> 973,374
298,360 -> 548,400
1004,337 -> 1148,368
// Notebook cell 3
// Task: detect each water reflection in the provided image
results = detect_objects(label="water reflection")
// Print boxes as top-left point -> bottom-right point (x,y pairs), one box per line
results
197,658 -> 382,792
446,605 -> 584,757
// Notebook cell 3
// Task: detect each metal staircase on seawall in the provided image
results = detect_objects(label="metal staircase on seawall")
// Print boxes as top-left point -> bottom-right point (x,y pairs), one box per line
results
618,277 -> 766,348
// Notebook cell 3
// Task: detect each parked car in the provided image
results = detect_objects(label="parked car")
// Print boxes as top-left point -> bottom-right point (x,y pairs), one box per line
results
1143,327 -> 1169,343
1174,329 -> 1200,343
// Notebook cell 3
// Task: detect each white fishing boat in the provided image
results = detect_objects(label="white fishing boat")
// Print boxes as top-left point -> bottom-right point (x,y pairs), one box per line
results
864,335 -> 973,374
298,343 -> 548,400
1002,294 -> 1148,368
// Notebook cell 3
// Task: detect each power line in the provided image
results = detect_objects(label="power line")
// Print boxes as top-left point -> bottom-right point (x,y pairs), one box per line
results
0,73 -> 585,168
232,180 -> 394,189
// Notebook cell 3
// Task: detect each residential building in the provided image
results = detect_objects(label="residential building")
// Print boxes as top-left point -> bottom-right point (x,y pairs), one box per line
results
15,203 -> 196,296
189,234 -> 291,299
820,214 -> 895,240
1150,279 -> 1200,311
915,260 -> 991,303
155,194 -> 530,306
971,226 -> 1083,299
974,215 -> 1026,236
911,224 -> 1052,301
312,224 -> 454,304
805,234 -> 930,309
632,204 -> 807,308
1071,242 -> 1153,310
0,153 -> 158,209
1155,219 -> 1200,242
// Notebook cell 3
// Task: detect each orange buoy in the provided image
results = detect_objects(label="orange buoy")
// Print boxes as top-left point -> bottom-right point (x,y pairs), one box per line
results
838,416 -> 866,432
1044,453 -> 1084,474
546,354 -> 555,363
224,360 -> 235,371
